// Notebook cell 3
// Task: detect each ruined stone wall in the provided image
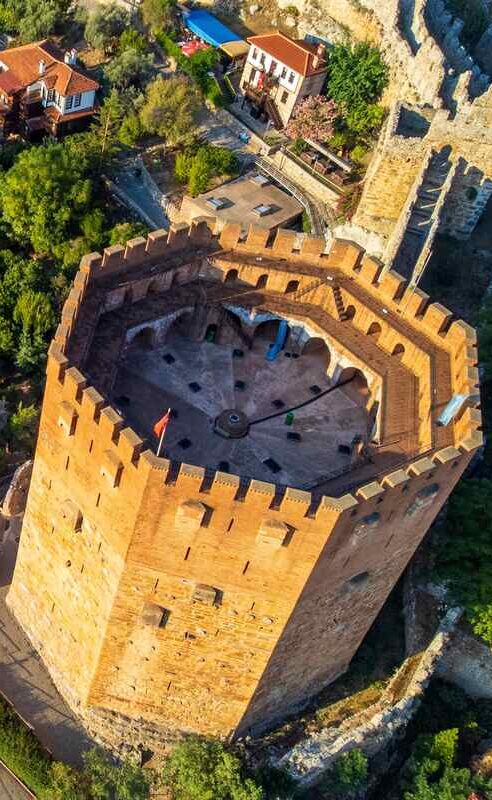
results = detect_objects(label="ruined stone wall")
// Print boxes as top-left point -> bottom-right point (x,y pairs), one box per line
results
353,110 -> 428,240
6,223 -> 482,748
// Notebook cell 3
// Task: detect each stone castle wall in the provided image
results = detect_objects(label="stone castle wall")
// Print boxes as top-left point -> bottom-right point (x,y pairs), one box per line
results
6,222 -> 482,749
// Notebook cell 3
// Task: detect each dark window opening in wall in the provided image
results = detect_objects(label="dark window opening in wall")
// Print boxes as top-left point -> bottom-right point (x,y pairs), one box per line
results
256,273 -> 268,289
227,518 -> 234,532
89,439 -> 93,453
242,560 -> 250,575
142,602 -> 170,628
348,571 -> 369,588
281,67 -> 287,78
345,305 -> 356,320
281,90 -> 288,103
392,343 -> 405,359
74,92 -> 82,108
80,563 -> 84,574
96,492 -> 101,507
65,456 -> 70,470
184,546 -> 191,561
153,578 -> 159,593
285,279 -> 299,293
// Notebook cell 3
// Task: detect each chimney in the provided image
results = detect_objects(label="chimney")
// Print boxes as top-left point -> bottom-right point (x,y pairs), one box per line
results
38,59 -> 46,76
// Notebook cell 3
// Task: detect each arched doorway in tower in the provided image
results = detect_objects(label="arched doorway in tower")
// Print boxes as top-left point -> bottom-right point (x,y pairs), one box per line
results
224,268 -> 239,284
131,326 -> 155,350
338,367 -> 370,405
302,337 -> 331,372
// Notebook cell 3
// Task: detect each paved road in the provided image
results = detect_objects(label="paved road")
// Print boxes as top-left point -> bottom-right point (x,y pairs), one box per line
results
0,518 -> 93,767
113,166 -> 169,231
0,761 -> 34,799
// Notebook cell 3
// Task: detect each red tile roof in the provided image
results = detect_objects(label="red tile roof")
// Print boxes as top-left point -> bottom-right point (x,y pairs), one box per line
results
0,40 -> 99,96
246,32 -> 326,77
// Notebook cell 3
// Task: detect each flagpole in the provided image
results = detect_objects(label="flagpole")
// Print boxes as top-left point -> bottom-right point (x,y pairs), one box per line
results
156,408 -> 171,457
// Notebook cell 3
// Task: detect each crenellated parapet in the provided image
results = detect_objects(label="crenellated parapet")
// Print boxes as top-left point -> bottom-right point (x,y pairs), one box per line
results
6,224 -> 482,747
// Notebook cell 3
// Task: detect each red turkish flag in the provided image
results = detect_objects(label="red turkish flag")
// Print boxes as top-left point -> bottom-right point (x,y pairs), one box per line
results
153,409 -> 171,439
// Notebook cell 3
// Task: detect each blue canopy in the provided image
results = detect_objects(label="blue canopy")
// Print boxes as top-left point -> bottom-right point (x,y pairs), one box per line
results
183,10 -> 243,47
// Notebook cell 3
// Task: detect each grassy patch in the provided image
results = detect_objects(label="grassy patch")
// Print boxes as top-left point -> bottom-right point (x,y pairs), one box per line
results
0,695 -> 52,795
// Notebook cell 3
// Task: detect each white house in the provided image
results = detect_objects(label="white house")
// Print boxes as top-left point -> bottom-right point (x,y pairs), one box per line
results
240,31 -> 327,129
0,39 -> 99,139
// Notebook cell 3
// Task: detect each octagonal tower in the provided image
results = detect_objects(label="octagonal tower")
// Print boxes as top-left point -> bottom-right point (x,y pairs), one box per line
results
7,219 -> 482,747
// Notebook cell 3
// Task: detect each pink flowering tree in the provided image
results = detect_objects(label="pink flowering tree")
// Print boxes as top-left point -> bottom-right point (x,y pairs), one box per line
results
286,95 -> 338,142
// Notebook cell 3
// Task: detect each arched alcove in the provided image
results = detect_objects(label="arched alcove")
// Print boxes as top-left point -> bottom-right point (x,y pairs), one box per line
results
345,305 -> 356,321
392,343 -> 405,359
338,367 -> 369,401
224,269 -> 239,284
256,274 -> 268,289
253,318 -> 282,343
166,312 -> 194,341
285,279 -> 299,294
302,337 -> 331,371
367,322 -> 382,340
131,326 -> 154,349
205,323 -> 218,343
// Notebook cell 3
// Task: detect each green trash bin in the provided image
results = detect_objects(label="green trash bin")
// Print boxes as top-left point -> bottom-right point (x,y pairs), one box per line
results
285,412 -> 294,426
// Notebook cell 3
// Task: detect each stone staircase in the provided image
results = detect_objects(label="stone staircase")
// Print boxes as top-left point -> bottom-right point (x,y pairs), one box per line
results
332,285 -> 348,321
264,96 -> 284,130
392,150 -> 453,280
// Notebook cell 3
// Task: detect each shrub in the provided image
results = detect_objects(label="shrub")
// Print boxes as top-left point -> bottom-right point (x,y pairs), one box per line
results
322,749 -> 369,797
435,479 -> 492,643
161,736 -> 264,800
174,144 -> 239,196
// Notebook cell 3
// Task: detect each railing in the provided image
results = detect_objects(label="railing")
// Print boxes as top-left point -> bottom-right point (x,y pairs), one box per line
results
252,155 -> 326,235
283,148 -> 350,196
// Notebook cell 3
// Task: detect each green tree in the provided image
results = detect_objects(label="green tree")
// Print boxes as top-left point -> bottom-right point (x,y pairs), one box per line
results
8,402 -> 38,450
161,737 -> 264,800
119,29 -> 148,54
108,221 -> 148,246
403,728 -> 492,800
83,748 -> 150,800
435,478 -> 492,643
140,76 -> 200,146
327,41 -> 388,110
118,112 -> 144,146
85,2 -> 129,54
13,290 -> 55,336
174,144 -> 238,195
0,142 -> 93,255
141,0 -> 176,33
105,48 -> 155,91
322,748 -> 368,797
18,0 -> 71,42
